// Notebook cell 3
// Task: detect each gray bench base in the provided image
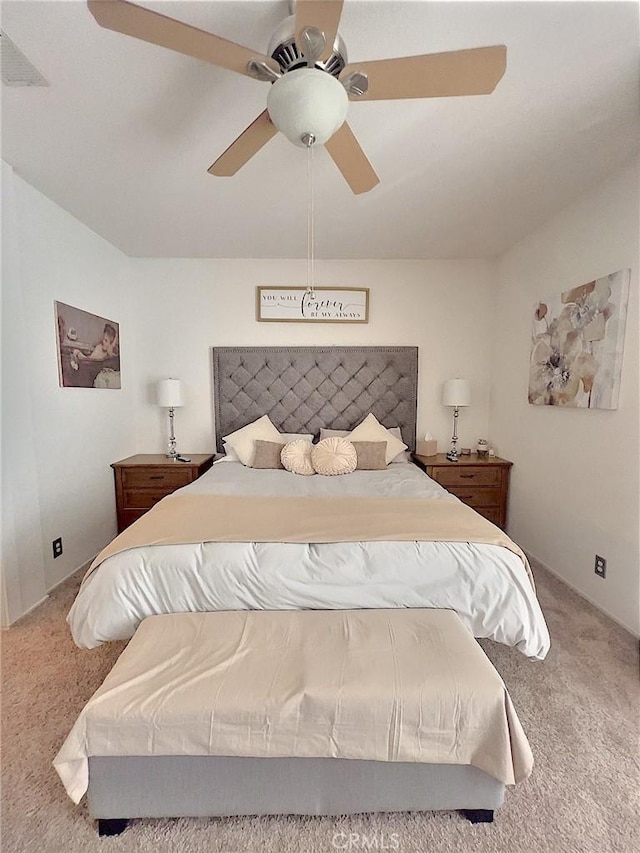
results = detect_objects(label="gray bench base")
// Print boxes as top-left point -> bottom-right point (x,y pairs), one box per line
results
88,754 -> 504,832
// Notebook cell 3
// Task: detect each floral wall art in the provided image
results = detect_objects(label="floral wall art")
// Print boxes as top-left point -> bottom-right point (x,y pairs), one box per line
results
528,269 -> 630,408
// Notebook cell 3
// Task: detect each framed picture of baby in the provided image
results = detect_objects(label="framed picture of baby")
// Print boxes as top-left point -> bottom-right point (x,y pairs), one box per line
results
55,301 -> 121,389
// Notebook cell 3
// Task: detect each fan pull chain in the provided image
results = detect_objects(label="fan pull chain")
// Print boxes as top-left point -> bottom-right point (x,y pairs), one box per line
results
305,137 -> 316,299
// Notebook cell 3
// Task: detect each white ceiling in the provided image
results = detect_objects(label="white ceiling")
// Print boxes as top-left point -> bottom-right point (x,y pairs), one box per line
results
2,0 -> 639,259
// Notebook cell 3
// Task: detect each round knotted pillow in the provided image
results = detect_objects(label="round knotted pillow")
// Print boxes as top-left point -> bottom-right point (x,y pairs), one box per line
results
281,439 -> 315,476
311,437 -> 357,476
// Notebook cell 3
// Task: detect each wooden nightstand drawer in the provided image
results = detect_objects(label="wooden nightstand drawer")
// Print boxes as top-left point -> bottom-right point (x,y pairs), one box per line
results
412,452 -> 513,531
122,467 -> 193,491
112,454 -> 214,533
431,466 -> 500,488
475,507 -> 502,526
122,489 -> 173,510
119,509 -> 148,529
448,486 -> 501,508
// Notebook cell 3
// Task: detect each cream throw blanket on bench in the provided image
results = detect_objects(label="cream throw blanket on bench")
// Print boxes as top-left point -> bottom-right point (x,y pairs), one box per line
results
86,494 -> 533,586
54,608 -> 534,804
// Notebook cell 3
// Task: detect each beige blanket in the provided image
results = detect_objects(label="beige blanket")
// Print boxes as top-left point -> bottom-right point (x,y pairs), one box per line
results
86,494 -> 533,585
54,608 -> 533,804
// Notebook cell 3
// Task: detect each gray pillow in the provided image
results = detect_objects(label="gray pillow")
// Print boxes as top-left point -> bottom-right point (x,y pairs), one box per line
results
352,441 -> 387,470
251,440 -> 285,469
321,425 -> 409,461
319,428 -> 350,441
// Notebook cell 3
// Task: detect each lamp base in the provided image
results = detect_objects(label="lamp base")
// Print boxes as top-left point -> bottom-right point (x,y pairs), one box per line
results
165,408 -> 178,458
446,405 -> 461,462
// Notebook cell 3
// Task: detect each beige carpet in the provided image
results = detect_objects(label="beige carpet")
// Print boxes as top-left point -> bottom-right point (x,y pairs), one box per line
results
1,563 -> 638,853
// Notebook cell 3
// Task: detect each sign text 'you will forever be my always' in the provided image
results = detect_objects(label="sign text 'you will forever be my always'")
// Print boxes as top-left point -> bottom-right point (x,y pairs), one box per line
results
257,287 -> 369,324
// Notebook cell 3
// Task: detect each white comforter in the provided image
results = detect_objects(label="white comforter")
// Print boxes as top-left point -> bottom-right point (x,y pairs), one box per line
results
68,462 -> 550,658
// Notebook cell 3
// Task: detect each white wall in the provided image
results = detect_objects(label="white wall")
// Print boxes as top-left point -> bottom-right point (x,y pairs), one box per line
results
490,158 -> 639,634
1,165 -> 136,617
128,258 -> 496,455
1,162 -> 47,623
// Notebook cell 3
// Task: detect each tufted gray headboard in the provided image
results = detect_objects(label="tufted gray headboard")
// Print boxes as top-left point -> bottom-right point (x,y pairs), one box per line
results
212,346 -> 418,453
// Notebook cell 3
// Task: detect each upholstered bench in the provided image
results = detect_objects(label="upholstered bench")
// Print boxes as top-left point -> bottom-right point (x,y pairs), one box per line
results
55,608 -> 533,836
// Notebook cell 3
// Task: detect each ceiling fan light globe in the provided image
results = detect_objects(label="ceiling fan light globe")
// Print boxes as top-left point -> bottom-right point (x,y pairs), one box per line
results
267,68 -> 348,147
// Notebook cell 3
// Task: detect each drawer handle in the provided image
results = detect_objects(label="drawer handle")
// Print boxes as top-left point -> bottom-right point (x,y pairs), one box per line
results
460,474 -> 475,479
149,475 -> 165,480
459,494 -> 474,500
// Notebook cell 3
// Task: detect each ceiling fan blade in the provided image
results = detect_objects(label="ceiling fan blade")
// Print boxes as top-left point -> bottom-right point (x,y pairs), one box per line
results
208,111 -> 278,177
340,45 -> 507,101
299,27 -> 326,66
295,1 -> 344,62
87,0 -> 280,79
324,122 -> 379,195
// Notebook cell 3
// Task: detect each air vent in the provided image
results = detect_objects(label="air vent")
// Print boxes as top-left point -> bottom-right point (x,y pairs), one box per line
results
1,31 -> 49,87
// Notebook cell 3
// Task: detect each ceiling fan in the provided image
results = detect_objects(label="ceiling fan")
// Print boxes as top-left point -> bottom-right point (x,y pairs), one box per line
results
87,1 -> 507,194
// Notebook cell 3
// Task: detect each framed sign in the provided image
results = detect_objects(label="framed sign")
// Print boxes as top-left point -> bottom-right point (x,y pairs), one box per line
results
257,287 -> 369,323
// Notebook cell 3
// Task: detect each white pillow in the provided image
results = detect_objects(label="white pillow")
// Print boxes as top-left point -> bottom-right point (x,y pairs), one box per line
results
222,415 -> 281,466
221,440 -> 240,462
346,413 -> 407,465
281,439 -> 315,476
319,427 -> 409,461
388,427 -> 410,463
311,437 -> 357,476
278,432 -> 313,443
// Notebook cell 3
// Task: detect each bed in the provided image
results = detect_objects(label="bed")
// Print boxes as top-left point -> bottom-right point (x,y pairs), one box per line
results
69,459 -> 548,658
67,346 -> 549,660
61,347 -> 549,834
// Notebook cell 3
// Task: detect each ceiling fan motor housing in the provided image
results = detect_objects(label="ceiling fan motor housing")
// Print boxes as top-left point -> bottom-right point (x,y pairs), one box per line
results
267,14 -> 347,77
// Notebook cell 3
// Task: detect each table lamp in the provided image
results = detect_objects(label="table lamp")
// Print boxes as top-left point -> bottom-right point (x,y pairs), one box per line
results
157,378 -> 184,459
442,378 -> 470,462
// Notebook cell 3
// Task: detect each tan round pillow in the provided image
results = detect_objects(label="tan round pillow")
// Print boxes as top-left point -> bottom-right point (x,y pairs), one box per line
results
311,437 -> 357,476
281,439 -> 315,476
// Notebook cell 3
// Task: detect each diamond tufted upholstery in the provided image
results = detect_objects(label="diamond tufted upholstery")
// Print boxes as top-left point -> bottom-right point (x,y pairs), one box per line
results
212,347 -> 418,453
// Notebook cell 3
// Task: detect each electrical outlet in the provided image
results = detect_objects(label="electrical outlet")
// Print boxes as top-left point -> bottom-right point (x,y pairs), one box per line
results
594,554 -> 606,578
52,537 -> 63,559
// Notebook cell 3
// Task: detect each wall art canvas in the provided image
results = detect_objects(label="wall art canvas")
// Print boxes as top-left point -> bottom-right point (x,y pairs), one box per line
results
55,301 -> 121,389
528,269 -> 630,408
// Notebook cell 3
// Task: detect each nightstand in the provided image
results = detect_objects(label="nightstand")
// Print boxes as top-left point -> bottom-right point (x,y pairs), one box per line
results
112,454 -> 214,533
412,453 -> 512,530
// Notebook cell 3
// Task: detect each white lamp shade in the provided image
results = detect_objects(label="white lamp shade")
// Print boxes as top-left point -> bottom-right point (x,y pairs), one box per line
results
157,378 -> 184,408
267,68 -> 349,147
442,378 -> 471,407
